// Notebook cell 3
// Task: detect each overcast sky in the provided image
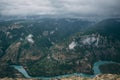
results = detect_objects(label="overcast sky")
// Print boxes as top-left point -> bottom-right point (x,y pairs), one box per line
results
0,0 -> 120,17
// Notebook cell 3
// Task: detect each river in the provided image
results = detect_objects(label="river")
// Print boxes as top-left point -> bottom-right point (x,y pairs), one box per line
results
11,61 -> 116,79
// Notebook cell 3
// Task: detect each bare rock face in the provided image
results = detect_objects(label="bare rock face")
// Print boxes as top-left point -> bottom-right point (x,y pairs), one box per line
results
53,74 -> 120,80
0,78 -> 39,80
0,18 -> 120,77
0,74 -> 120,80
94,74 -> 120,80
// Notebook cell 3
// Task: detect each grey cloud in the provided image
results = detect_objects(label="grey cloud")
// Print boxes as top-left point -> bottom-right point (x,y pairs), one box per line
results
0,0 -> 120,17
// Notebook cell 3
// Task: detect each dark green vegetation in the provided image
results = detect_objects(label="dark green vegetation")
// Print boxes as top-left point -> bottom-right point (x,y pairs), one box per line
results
86,18 -> 120,39
0,64 -> 15,78
0,18 -> 91,58
0,63 -> 23,78
0,18 -> 120,77
99,63 -> 120,74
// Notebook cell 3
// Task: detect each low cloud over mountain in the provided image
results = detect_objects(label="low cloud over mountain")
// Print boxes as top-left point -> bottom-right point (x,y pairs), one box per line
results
0,0 -> 120,17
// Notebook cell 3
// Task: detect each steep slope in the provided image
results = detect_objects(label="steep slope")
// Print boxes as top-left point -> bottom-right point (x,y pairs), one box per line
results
0,18 -> 120,77
26,18 -> 120,77
0,18 -> 92,61
0,18 -> 93,77
86,18 -> 120,39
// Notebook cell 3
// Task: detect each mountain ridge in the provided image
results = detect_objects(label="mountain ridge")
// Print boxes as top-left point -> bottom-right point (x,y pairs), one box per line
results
0,18 -> 120,77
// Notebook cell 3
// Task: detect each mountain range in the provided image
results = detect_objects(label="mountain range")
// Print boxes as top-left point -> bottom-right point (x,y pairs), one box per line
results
0,18 -> 120,78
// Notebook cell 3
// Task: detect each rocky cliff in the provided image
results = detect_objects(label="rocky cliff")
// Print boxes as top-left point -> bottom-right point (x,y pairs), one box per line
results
0,74 -> 120,80
0,18 -> 120,77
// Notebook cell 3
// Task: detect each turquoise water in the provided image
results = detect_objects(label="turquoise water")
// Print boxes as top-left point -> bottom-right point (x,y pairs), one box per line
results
11,61 -> 116,79
93,61 -> 115,75
11,65 -> 31,78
